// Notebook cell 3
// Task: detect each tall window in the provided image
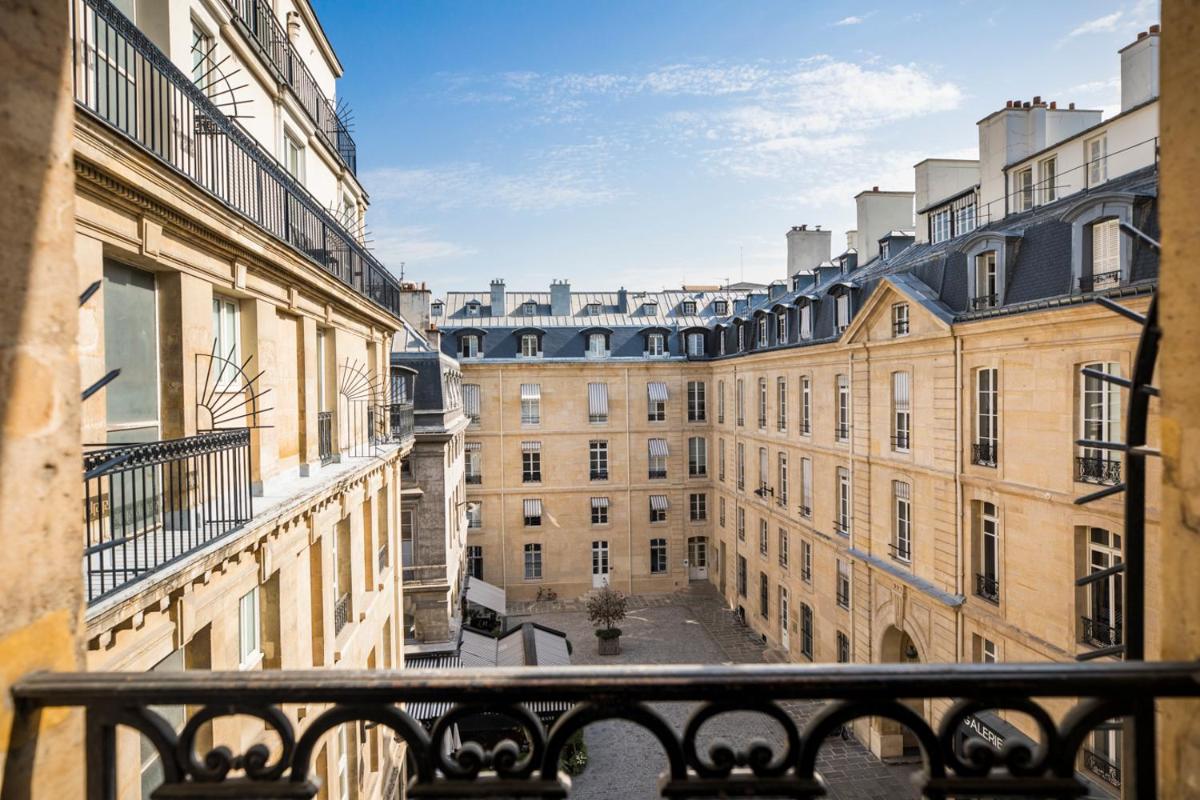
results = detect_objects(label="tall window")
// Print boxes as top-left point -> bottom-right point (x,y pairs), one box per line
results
523,499 -> 542,527
690,493 -> 707,521
467,546 -> 483,579
835,468 -> 850,536
975,501 -> 1000,603
776,377 -> 787,431
103,262 -> 160,445
777,452 -> 789,504
520,384 -> 541,425
466,501 -> 482,529
975,368 -> 999,466
736,442 -> 745,490
736,507 -> 745,541
284,132 -> 304,181
459,334 -> 479,359
956,200 -> 977,235
523,544 -> 543,580
520,334 -> 540,357
465,442 -> 481,484
521,442 -> 542,483
1086,135 -> 1108,186
892,371 -> 911,451
238,586 -> 261,668
737,325 -> 745,352
648,439 -> 669,479
836,559 -> 851,609
688,437 -> 708,477
1091,218 -> 1121,286
587,332 -> 608,357
799,303 -> 812,340
681,300 -> 697,315
588,382 -> 608,424
931,208 -> 951,243
737,555 -> 747,597
892,303 -> 909,337
1040,156 -> 1058,204
1014,166 -> 1033,212
718,438 -> 726,481
736,379 -> 745,426
974,252 -> 998,308
191,24 -> 214,91
590,496 -> 609,525
892,481 -> 912,563
717,380 -> 725,423
757,378 -> 768,428
801,539 -> 813,583
1084,527 -> 1123,647
758,316 -> 769,347
835,294 -> 850,332
800,458 -> 813,517
759,519 -> 769,556
463,384 -> 481,424
687,332 -> 706,356
650,538 -> 668,574
648,382 -> 668,422
837,631 -> 850,663
646,333 -> 666,357
719,496 -> 726,527
687,381 -> 706,422
800,604 -> 814,659
1079,363 -> 1122,485
401,509 -> 414,567
800,376 -> 811,435
758,447 -> 768,495
211,296 -> 240,390
777,312 -> 788,344
759,573 -> 769,619
836,375 -> 849,441
778,528 -> 790,569
589,440 -> 609,480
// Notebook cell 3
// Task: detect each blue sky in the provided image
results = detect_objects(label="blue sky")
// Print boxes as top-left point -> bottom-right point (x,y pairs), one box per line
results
313,0 -> 1158,296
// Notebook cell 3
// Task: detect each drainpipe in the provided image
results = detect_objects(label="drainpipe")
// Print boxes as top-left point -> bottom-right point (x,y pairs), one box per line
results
498,366 -> 507,591
954,331 -> 964,664
847,345 -> 858,663
625,367 -> 633,595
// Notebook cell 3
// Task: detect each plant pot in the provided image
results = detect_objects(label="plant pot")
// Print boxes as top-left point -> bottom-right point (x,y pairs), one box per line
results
596,628 -> 621,655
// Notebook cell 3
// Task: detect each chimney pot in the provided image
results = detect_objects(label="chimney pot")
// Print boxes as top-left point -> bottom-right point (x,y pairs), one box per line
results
1033,95 -> 1042,104
1150,24 -> 1160,33
872,185 -> 879,192
1138,30 -> 1148,40
1069,102 -> 1076,110
1022,101 -> 1031,108
1049,101 -> 1057,109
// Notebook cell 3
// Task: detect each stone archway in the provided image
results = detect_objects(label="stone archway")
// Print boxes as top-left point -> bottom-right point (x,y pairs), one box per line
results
872,625 -> 926,759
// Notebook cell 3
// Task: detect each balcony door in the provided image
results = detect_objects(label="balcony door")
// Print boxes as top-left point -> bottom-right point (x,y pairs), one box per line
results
687,536 -> 708,581
779,585 -> 790,650
591,540 -> 610,588
103,260 -> 159,445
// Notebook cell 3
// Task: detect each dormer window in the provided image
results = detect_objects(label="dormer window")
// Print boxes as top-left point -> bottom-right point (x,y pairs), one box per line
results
737,325 -> 745,352
955,200 -> 976,235
931,209 -> 951,244
465,302 -> 479,317
522,301 -> 538,316
646,333 -> 666,357
776,312 -> 788,344
642,301 -> 658,315
835,294 -> 850,333
892,303 -> 909,337
1014,167 -> 1033,212
587,332 -> 609,357
687,332 -> 705,356
713,300 -> 728,315
681,300 -> 697,315
520,334 -> 541,357
799,304 -> 812,340
1089,218 -> 1121,290
460,334 -> 480,359
431,301 -> 444,317
757,316 -> 768,347
585,303 -> 602,316
973,252 -> 998,309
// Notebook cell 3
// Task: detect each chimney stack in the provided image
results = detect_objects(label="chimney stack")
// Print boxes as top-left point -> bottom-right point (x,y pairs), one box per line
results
1120,26 -> 1161,111
786,225 -> 832,278
550,279 -> 571,317
489,279 -> 506,317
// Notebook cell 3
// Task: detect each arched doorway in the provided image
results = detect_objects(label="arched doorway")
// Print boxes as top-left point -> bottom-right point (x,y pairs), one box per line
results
875,625 -> 925,759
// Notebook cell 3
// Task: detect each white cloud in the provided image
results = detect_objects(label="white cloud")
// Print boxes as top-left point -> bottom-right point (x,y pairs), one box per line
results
368,226 -> 477,268
1068,10 -> 1124,37
834,15 -> 865,26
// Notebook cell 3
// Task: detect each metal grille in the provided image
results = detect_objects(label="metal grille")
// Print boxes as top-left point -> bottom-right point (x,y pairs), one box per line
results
334,592 -> 350,635
318,412 -> 334,465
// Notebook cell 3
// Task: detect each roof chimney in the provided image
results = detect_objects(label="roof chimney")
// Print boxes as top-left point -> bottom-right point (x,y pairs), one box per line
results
1120,26 -> 1160,111
786,225 -> 832,278
550,279 -> 571,317
617,287 -> 629,313
489,279 -> 506,317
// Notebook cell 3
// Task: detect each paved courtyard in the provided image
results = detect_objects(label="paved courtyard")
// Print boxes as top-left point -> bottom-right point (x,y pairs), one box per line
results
508,583 -> 920,800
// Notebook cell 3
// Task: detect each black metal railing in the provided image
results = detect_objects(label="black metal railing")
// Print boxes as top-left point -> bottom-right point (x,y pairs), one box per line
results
1079,271 -> 1122,293
1082,616 -> 1123,649
889,542 -> 911,562
224,0 -> 357,174
1083,748 -> 1122,789
466,473 -> 482,485
317,411 -> 334,465
70,0 -> 402,317
590,470 -> 608,481
83,430 -> 252,604
15,661 -> 1194,799
892,318 -> 910,336
891,432 -> 911,450
798,504 -> 812,517
971,441 -> 998,467
975,573 -> 1000,604
333,592 -> 350,634
836,585 -> 851,608
833,519 -> 849,537
649,468 -> 667,480
383,402 -> 415,444
971,294 -> 999,310
835,424 -> 849,440
1076,454 -> 1122,485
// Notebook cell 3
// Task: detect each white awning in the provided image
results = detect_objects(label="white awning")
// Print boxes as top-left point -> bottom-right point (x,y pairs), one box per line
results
650,495 -> 669,511
521,441 -> 541,452
523,499 -> 543,517
466,576 -> 507,616
520,383 -> 541,401
590,496 -> 609,509
465,442 -> 481,452
648,382 -> 669,402
648,438 -> 669,457
588,383 -> 609,417
463,384 -> 481,417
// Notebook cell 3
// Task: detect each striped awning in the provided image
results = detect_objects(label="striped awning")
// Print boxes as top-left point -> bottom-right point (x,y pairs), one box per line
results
463,384 -> 481,417
650,495 -> 669,511
588,383 -> 609,417
520,383 -> 541,401
648,438 -> 669,457
648,382 -> 669,402
523,499 -> 543,517
591,496 -> 609,509
465,442 -> 481,452
521,441 -> 541,452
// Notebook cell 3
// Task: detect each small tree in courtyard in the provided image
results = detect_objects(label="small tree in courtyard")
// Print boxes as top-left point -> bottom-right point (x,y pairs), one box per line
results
587,585 -> 627,654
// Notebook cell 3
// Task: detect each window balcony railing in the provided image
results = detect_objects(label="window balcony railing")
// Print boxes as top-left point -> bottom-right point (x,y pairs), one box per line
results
836,587 -> 851,608
649,469 -> 668,480
333,592 -> 350,634
590,470 -> 609,481
1082,615 -> 1124,649
971,294 -> 999,310
465,474 -> 483,486
891,433 -> 911,450
71,0 -> 402,317
889,542 -> 912,563
13,661 -> 1193,799
382,402 -> 415,444
972,442 -> 998,467
1083,748 -> 1123,790
1076,455 -> 1122,485
225,0 -> 357,174
317,411 -> 334,465
835,424 -> 850,440
892,319 -> 910,336
1079,271 -> 1122,293
798,504 -> 812,517
975,573 -> 1000,604
83,429 -> 253,604
832,520 -> 849,537
799,422 -> 811,435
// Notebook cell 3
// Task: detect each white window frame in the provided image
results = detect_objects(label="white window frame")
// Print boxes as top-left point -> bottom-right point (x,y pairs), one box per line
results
931,208 -> 951,243
837,559 -> 851,609
776,377 -> 787,431
799,304 -> 812,340
587,332 -> 608,358
836,374 -> 849,441
650,538 -> 668,573
778,527 -> 789,569
1079,362 -> 1122,475
687,331 -> 705,356
688,436 -> 707,477
1015,167 -> 1034,212
976,368 -> 999,464
777,452 -> 789,504
211,295 -> 240,391
1086,135 -> 1108,186
892,371 -> 911,451
776,312 -> 788,344
835,294 -> 850,332
893,481 -> 912,563
801,539 -> 812,583
646,332 -> 666,357
589,440 -> 609,480
1040,156 -> 1058,204
238,586 -> 261,669
460,334 -> 479,359
689,492 -> 707,522
800,376 -> 811,435
800,457 -> 813,516
757,378 -> 767,428
520,334 -> 541,358
758,316 -> 768,346
520,384 -> 541,425
283,130 -> 305,182
836,467 -> 850,536
892,303 -> 909,337
523,543 -> 543,579
975,251 -> 998,307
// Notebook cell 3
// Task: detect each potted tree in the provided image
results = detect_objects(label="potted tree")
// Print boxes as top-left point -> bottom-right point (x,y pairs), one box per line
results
586,585 -> 627,656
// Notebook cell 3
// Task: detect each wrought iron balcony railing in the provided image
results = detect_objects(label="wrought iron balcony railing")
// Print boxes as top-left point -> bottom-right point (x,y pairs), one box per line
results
13,661 -> 1195,799
1082,615 -> 1124,649
466,473 -> 483,485
797,503 -> 812,517
383,402 -> 415,443
1083,747 -> 1123,790
971,441 -> 998,467
971,293 -> 999,310
649,468 -> 668,480
225,0 -> 357,173
834,424 -> 850,440
975,573 -> 1000,604
590,470 -> 608,481
832,519 -> 849,537
333,592 -> 350,635
317,411 -> 334,465
1076,454 -> 1122,485
83,429 -> 253,604
891,432 -> 911,450
1079,271 -> 1122,293
71,0 -> 402,317
892,318 -> 910,336
888,541 -> 912,562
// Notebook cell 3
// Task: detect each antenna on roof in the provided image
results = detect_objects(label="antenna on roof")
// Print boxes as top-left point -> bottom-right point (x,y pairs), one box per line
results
399,261 -> 406,281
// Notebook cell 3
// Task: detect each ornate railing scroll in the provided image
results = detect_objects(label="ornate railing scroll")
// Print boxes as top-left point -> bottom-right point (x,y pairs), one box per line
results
195,340 -> 272,431
13,661 -> 1200,800
337,359 -> 386,458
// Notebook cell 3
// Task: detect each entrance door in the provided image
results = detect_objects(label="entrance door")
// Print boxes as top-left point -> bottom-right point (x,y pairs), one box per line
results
591,540 -> 610,588
779,585 -> 790,650
687,536 -> 708,580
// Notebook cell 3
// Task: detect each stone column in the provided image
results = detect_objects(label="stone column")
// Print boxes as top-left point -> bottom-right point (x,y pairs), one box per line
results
245,298 -> 278,492
158,271 -> 212,439
1156,3 -> 1200,796
0,1 -> 86,797
299,315 -> 320,474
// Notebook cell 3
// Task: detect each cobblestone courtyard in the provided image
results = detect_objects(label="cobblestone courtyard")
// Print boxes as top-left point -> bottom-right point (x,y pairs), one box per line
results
508,583 -> 919,800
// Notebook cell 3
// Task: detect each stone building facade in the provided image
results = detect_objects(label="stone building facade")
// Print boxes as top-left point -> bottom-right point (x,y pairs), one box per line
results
65,0 -> 415,797
437,31 -> 1161,792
